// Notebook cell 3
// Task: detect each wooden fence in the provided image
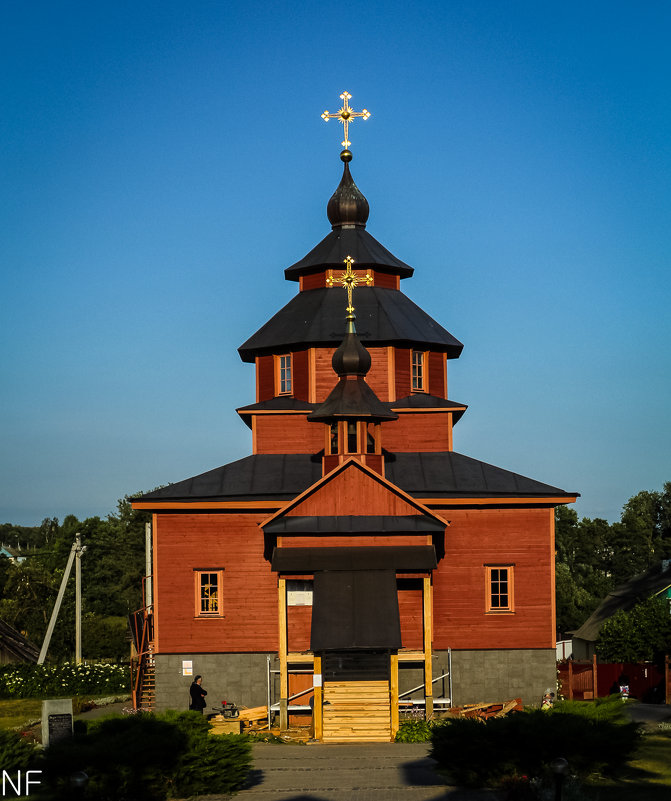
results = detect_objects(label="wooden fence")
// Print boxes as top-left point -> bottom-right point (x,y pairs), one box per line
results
558,655 -> 669,703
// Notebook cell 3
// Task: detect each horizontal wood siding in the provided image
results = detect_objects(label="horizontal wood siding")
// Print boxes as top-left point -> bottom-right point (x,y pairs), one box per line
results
154,513 -> 278,653
293,350 -> 309,400
286,468 -> 421,517
398,583 -> 424,649
395,348 -> 411,399
433,507 -> 554,650
381,412 -> 451,452
301,273 -> 326,290
257,355 -> 275,402
365,347 -> 390,400
373,271 -> 400,289
314,347 -> 337,402
254,414 -> 324,454
428,352 -> 446,398
287,605 -> 312,653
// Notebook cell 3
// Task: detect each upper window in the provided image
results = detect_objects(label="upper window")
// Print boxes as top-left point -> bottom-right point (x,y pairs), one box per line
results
486,565 -> 513,612
411,350 -> 426,392
195,569 -> 224,617
277,354 -> 292,395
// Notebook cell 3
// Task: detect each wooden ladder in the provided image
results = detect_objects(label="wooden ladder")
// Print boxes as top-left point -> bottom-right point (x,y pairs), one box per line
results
322,680 -> 391,742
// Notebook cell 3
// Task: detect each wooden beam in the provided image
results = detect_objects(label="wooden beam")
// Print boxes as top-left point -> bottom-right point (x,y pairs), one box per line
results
278,578 -> 288,731
390,652 -> 399,738
423,576 -> 433,719
313,655 -> 323,741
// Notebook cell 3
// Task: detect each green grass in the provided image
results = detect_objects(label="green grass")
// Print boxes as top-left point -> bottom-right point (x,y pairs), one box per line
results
583,730 -> 671,800
0,698 -> 42,730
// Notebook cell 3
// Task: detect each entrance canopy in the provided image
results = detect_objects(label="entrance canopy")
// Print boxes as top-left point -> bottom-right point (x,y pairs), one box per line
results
310,569 -> 401,651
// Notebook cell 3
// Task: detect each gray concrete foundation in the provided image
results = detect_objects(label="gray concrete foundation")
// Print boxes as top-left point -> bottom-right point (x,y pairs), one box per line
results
442,648 -> 556,708
154,652 -> 276,713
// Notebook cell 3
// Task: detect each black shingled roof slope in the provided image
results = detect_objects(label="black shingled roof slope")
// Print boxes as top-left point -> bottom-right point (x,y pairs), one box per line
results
572,561 -> 671,644
284,227 -> 414,279
238,287 -> 463,362
136,451 -> 576,503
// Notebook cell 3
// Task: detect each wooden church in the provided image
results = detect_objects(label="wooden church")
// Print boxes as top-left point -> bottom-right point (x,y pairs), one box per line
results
131,94 -> 577,741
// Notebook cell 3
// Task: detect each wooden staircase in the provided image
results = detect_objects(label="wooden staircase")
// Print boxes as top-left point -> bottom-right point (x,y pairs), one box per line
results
322,680 -> 391,742
138,653 -> 155,710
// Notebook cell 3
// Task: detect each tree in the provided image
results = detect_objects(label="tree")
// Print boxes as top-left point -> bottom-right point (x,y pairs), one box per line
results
595,596 -> 671,664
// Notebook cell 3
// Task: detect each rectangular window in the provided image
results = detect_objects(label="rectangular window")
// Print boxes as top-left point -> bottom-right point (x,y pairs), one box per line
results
195,569 -> 224,616
486,566 -> 514,612
277,354 -> 292,395
287,579 -> 313,606
411,350 -> 426,392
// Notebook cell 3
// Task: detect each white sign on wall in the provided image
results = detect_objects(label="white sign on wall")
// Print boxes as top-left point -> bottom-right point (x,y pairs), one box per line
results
182,660 -> 193,676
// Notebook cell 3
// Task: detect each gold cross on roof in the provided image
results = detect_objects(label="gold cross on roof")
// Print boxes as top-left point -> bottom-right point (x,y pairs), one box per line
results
321,91 -> 371,149
326,256 -> 373,318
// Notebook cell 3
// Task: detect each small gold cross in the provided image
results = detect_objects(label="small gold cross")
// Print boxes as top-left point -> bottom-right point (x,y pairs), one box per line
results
321,91 -> 371,149
326,255 -> 373,316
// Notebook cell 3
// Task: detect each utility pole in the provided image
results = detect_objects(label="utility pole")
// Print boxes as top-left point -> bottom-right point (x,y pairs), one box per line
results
75,533 -> 82,664
38,534 -> 85,665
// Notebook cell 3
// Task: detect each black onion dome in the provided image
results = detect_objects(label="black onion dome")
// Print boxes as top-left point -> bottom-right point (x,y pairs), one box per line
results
332,329 -> 372,376
327,151 -> 369,228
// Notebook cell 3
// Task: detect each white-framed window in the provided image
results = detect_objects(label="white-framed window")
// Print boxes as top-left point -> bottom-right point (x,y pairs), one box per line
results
411,350 -> 427,392
277,354 -> 292,395
287,579 -> 313,606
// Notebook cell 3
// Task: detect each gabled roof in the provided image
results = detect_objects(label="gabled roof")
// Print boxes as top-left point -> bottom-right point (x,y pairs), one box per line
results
572,561 -> 671,644
0,619 -> 39,663
238,286 -> 463,363
284,227 -> 414,280
133,450 -> 576,505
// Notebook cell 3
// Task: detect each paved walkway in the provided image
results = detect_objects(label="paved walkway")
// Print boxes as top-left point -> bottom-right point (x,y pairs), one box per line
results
190,742 -> 502,801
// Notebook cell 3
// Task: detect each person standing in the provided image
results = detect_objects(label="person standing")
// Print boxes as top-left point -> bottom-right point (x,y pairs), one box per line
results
189,674 -> 207,713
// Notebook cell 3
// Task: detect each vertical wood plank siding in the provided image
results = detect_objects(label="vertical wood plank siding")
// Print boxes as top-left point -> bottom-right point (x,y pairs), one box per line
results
293,350 -> 310,399
257,355 -> 275,401
395,348 -> 411,398
428,352 -> 446,398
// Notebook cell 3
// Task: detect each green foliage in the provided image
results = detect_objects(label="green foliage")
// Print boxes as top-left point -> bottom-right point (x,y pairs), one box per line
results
81,615 -> 130,661
0,662 -> 129,699
395,718 -> 434,742
430,707 -> 640,788
552,695 -> 630,723
596,596 -> 671,663
0,728 -> 40,773
38,711 -> 252,801
554,481 -> 671,634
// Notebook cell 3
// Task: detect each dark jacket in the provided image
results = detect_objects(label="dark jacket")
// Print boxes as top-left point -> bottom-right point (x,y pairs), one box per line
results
189,681 -> 207,710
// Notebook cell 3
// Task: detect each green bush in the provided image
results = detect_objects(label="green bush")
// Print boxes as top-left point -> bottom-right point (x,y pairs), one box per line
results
0,662 -> 129,699
0,728 -> 40,773
430,707 -> 640,788
36,711 -> 252,800
395,718 -> 434,742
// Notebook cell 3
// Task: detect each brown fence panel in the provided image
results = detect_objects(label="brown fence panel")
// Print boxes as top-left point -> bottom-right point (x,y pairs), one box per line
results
559,658 -> 666,702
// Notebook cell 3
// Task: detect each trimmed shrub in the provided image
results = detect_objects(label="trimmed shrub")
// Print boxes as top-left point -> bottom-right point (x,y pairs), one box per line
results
395,718 -> 434,742
0,728 -> 40,773
37,711 -> 252,800
430,706 -> 640,788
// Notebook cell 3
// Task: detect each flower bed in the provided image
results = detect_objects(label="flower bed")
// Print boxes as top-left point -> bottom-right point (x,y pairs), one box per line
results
0,662 -> 130,699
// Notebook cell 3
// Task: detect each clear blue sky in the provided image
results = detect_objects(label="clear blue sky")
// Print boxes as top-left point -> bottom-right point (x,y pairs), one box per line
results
1,1 -> 669,527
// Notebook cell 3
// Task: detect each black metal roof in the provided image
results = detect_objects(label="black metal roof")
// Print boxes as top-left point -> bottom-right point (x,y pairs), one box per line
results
307,377 -> 399,421
284,227 -> 414,280
264,516 -> 445,535
135,450 -> 576,504
238,287 -> 463,362
271,545 -> 437,571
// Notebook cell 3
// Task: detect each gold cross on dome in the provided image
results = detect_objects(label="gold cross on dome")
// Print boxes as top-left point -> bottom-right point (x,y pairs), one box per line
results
326,255 -> 373,316
321,91 -> 371,149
